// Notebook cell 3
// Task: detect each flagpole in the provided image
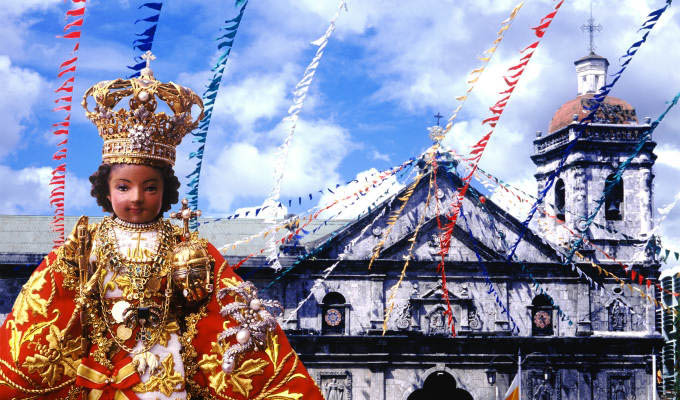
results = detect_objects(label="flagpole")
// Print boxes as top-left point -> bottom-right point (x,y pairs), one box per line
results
652,353 -> 657,400
518,348 -> 522,400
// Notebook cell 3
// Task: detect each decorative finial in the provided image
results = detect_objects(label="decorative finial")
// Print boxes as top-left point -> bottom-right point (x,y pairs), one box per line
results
170,198 -> 202,240
428,125 -> 445,146
580,1 -> 602,55
140,50 -> 156,79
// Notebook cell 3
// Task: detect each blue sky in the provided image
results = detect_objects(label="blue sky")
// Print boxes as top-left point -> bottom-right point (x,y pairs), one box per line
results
2,0 -> 680,251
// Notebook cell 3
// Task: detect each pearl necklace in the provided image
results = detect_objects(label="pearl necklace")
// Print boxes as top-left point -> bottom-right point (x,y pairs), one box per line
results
112,217 -> 162,232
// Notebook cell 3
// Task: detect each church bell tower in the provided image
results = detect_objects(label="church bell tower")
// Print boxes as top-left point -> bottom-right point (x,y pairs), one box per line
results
530,15 -> 656,264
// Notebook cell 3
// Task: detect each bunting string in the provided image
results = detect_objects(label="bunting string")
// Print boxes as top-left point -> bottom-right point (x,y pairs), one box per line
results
383,156 -> 435,335
367,169 -> 425,269
283,207 -> 388,324
186,0 -> 249,223
564,89 -> 680,264
198,157 -> 414,226
264,0 -> 348,271
442,1 -> 524,137
50,0 -> 87,248
431,156 -> 455,335
216,159 -> 414,252
436,0 -> 563,331
127,2 -> 163,78
505,0 -> 672,264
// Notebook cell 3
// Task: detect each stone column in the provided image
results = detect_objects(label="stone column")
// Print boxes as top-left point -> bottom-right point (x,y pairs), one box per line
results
577,282 -> 593,335
370,275 -> 386,331
370,369 -> 385,400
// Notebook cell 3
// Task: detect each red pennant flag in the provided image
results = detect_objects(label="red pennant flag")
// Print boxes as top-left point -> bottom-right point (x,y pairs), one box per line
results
58,66 -> 76,78
631,270 -> 637,281
53,129 -> 69,135
482,115 -> 500,125
64,18 -> 84,31
58,31 -> 81,39
53,105 -> 72,112
646,279 -> 651,289
59,57 -> 78,68
66,7 -> 86,16
521,41 -> 539,53
638,274 -> 644,285
55,77 -> 75,93
504,76 -> 518,87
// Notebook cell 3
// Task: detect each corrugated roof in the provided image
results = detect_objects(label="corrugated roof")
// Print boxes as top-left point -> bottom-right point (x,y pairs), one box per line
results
0,215 -> 350,257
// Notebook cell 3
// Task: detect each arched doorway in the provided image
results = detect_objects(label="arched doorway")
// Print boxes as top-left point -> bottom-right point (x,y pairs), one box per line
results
407,371 -> 474,399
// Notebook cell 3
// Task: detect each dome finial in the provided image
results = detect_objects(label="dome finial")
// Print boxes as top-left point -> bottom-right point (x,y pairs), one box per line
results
580,1 -> 602,55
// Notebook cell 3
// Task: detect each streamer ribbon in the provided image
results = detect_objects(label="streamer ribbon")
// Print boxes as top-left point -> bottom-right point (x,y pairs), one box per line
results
564,90 -> 680,264
264,0 -> 347,271
127,2 -> 163,78
442,1 -> 524,137
505,0 -> 672,264
50,0 -> 87,247
436,0 -> 563,332
185,0 -> 249,223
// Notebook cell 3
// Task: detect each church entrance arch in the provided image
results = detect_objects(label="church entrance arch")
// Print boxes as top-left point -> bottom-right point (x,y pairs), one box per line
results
406,371 -> 474,400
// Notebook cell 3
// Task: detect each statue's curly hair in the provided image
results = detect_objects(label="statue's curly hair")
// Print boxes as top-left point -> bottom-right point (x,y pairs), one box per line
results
89,163 -> 180,216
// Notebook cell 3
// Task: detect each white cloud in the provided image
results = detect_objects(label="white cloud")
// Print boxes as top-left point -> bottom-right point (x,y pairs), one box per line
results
316,167 -> 405,219
656,144 -> 680,170
1,0 -> 60,17
0,56 -> 45,158
371,150 -> 391,163
211,66 -> 299,130
201,118 -> 356,213
0,165 -> 91,214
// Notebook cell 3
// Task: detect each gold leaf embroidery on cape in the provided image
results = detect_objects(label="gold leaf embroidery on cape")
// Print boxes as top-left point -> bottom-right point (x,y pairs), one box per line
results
7,310 -> 61,363
12,266 -> 50,324
264,389 -> 304,400
198,340 -> 268,397
133,354 -> 184,396
23,324 -> 81,386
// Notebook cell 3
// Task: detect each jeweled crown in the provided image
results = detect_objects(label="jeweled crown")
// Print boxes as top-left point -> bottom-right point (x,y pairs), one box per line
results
81,51 -> 204,167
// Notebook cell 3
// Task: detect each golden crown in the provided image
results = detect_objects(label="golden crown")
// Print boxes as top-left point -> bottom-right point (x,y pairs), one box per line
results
81,51 -> 204,167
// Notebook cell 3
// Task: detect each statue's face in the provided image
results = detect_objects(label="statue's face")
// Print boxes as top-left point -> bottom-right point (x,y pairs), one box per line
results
107,164 -> 163,223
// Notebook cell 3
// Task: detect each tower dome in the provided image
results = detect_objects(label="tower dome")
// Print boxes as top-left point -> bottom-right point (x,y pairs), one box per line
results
547,53 -> 637,134
548,94 -> 638,133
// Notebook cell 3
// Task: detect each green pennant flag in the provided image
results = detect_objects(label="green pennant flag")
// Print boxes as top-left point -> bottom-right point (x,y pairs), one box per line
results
675,252 -> 679,261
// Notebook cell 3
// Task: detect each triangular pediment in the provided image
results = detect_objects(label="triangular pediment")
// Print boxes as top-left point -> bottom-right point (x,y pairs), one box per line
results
316,164 -> 562,264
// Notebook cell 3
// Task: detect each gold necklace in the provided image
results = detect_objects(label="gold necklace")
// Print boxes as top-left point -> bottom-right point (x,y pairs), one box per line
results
97,217 -> 174,355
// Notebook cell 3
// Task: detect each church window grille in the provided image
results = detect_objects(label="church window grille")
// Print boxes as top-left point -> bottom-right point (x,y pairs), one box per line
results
531,294 -> 554,336
322,292 -> 347,335
604,173 -> 623,220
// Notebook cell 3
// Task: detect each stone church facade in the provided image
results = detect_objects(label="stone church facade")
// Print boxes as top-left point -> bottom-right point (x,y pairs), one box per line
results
0,53 -> 665,399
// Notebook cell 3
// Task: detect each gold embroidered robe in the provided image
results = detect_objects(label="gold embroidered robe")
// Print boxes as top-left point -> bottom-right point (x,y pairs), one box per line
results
0,217 -> 325,400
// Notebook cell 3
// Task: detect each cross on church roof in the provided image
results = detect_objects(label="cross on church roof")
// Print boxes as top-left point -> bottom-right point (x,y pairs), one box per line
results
434,112 -> 443,127
580,1 -> 602,54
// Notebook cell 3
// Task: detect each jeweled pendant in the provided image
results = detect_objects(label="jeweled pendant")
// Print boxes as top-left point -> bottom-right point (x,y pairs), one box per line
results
116,325 -> 133,341
146,277 -> 161,292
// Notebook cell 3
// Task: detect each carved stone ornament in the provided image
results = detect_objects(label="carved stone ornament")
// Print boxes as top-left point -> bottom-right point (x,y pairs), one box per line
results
318,370 -> 352,400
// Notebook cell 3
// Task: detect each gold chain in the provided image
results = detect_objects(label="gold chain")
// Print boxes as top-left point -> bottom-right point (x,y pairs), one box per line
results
96,217 -> 174,355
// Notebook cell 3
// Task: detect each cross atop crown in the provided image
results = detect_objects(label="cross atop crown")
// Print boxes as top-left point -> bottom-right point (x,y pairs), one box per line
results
141,50 -> 156,69
170,198 -> 202,240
